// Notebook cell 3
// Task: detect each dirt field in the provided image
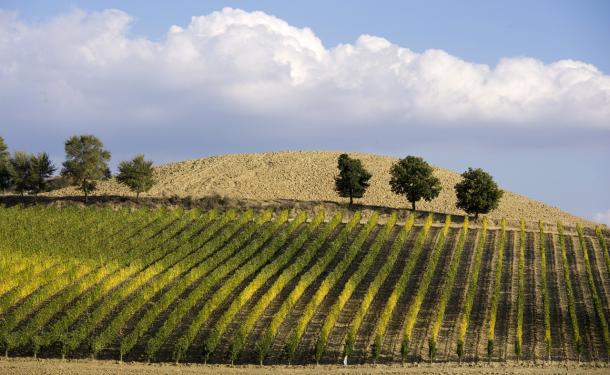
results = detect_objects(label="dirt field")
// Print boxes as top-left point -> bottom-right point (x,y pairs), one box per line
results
45,151 -> 593,226
1,358 -> 609,375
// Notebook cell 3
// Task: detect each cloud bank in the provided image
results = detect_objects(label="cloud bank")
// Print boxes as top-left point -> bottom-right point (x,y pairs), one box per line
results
1,7 -> 610,137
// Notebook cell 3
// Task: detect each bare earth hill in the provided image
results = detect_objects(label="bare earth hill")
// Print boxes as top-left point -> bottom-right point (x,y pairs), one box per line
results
49,151 -> 589,225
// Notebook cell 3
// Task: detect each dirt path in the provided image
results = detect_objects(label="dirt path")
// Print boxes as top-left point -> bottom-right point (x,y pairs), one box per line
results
438,229 -> 479,362
587,237 -> 610,323
532,231 -> 549,362
467,230 -> 497,362
498,230 -> 516,361
408,227 -> 460,361
567,236 -> 600,362
549,234 -> 573,361
544,233 -> 566,361
2,358 -> 609,375
522,231 -> 537,361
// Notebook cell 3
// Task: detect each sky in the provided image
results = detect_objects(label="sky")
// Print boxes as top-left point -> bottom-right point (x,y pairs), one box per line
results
0,1 -> 609,224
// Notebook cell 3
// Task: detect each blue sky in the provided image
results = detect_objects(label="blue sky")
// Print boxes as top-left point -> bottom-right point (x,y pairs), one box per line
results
1,1 -> 609,223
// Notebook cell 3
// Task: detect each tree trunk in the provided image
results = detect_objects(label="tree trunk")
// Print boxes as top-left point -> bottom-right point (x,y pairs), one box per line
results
84,190 -> 88,204
349,195 -> 353,207
411,201 -> 416,211
475,212 -> 479,220
136,191 -> 140,202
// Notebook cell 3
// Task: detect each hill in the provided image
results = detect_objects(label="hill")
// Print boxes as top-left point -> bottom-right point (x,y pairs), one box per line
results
48,151 -> 589,225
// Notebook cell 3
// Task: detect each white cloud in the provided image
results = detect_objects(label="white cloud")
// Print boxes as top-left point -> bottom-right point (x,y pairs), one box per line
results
1,7 -> 610,135
594,209 -> 610,226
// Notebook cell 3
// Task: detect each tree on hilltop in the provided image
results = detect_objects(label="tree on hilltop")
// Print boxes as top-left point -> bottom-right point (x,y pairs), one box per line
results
9,152 -> 56,196
454,167 -> 503,219
9,152 -> 33,196
0,136 -> 11,194
334,153 -> 372,206
389,156 -> 441,211
116,154 -> 155,201
29,152 -> 56,195
61,135 -> 111,203
0,136 -> 8,161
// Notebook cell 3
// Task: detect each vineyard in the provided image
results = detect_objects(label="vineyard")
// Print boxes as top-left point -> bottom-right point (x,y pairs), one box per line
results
1,205 -> 609,365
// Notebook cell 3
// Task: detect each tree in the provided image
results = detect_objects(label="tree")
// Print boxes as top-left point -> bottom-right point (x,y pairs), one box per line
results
0,136 -> 8,160
0,160 -> 12,194
29,153 -> 56,195
10,152 -> 34,196
61,135 -> 111,203
334,153 -> 371,206
454,167 -> 503,219
389,156 -> 441,211
116,154 -> 155,201
0,136 -> 11,194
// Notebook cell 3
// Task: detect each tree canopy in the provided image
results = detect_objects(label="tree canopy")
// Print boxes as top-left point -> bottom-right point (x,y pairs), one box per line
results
8,152 -> 56,196
9,152 -> 32,196
334,153 -> 372,206
0,136 -> 8,160
30,153 -> 56,195
454,167 -> 503,219
116,154 -> 155,200
389,156 -> 441,210
61,135 -> 111,202
0,136 -> 11,193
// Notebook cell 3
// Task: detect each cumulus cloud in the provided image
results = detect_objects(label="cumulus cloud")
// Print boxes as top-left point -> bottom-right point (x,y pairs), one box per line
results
594,209 -> 610,226
1,7 -> 610,138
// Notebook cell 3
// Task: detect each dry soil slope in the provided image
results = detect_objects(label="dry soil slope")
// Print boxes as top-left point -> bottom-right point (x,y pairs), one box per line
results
50,151 -> 587,225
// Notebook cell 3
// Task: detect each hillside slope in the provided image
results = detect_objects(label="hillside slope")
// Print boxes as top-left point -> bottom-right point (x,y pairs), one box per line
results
49,151 -> 586,225
1,206 -> 609,364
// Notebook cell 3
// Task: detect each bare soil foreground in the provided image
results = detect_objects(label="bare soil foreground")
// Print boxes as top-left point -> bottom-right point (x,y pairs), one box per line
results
1,359 -> 609,375
46,151 -> 592,225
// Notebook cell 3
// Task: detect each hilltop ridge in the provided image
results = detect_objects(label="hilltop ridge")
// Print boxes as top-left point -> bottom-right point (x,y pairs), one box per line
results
48,150 -> 589,225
